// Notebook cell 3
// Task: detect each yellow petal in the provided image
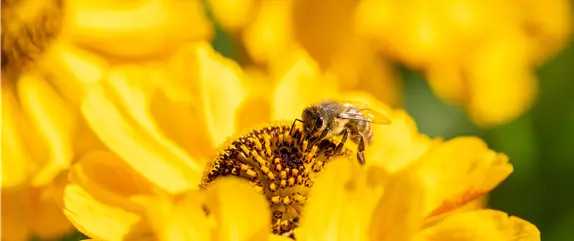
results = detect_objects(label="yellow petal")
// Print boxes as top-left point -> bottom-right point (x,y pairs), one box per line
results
153,44 -> 215,161
39,43 -> 109,108
17,73 -> 76,187
340,91 -> 432,173
194,43 -> 249,147
68,151 -> 157,211
65,0 -> 212,58
416,210 -> 540,241
1,187 -> 74,241
146,193 -> 212,241
417,137 -> 513,217
426,62 -> 467,104
466,34 -> 537,127
209,0 -> 257,32
234,68 -> 273,134
272,51 -> 339,121
242,1 -> 294,66
235,96 -> 272,135
354,0 -> 394,41
522,0 -> 573,64
368,169 -> 425,241
1,189 -> 31,241
331,44 -> 402,108
81,72 -> 201,194
63,184 -> 148,241
291,0 -> 357,69
297,158 -> 383,241
204,177 -> 271,241
1,82 -> 38,188
29,190 -> 75,239
149,92 -> 214,164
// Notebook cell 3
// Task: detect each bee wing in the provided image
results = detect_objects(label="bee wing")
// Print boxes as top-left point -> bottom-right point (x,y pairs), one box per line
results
338,107 -> 392,125
342,101 -> 368,109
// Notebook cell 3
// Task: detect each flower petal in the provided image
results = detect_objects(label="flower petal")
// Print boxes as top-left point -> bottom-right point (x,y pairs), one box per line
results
340,91 -> 432,173
1,81 -> 38,188
68,151 -> 157,211
368,169 -> 425,241
40,43 -> 109,108
291,0 -> 357,69
65,0 -> 212,58
297,158 -> 383,241
204,177 -> 271,241
417,137 -> 513,217
29,190 -> 75,240
151,44 -> 215,162
242,1 -> 294,66
81,71 -> 202,194
209,0 -> 257,31
466,34 -> 537,127
17,73 -> 76,187
272,51 -> 339,121
194,43 -> 250,147
332,44 -> 402,107
63,184 -> 150,241
1,189 -> 32,241
416,209 -> 540,241
146,193 -> 212,241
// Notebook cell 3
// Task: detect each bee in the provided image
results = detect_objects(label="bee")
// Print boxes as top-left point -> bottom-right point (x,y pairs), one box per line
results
291,100 -> 391,165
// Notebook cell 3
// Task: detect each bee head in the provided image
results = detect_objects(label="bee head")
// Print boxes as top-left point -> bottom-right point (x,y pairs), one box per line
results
302,107 -> 324,134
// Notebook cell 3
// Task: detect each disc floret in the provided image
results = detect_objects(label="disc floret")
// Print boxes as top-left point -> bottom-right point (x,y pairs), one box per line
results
201,122 -> 353,234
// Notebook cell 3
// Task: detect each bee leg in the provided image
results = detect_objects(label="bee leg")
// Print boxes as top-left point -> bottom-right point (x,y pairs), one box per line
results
335,128 -> 350,153
357,133 -> 366,165
311,127 -> 330,146
290,119 -> 304,135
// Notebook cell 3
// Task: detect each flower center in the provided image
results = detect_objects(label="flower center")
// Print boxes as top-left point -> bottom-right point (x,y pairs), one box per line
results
1,0 -> 64,74
201,122 -> 353,235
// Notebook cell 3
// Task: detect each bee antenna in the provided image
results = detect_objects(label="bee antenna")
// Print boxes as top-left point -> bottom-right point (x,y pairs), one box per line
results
290,119 -> 304,135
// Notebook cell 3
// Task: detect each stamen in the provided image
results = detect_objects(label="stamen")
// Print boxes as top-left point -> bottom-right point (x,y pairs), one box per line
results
201,122 -> 353,235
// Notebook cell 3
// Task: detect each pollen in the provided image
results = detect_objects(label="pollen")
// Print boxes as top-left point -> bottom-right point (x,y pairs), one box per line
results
200,122 -> 353,235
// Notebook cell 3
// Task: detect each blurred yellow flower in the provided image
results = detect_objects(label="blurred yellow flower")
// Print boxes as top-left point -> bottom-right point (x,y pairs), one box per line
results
2,0 -> 77,239
1,0 -> 212,240
211,0 -> 572,127
63,0 -> 212,58
62,45 -> 539,241
356,0 -> 573,127
208,0 -> 403,108
1,72 -> 76,240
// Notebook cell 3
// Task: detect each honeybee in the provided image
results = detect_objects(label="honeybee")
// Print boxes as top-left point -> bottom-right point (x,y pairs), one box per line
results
291,100 -> 391,165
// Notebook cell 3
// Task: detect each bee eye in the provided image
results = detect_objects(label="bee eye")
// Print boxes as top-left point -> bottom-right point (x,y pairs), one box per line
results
314,116 -> 323,127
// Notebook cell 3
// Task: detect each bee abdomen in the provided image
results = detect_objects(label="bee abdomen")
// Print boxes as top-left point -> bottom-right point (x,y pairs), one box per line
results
364,125 -> 374,145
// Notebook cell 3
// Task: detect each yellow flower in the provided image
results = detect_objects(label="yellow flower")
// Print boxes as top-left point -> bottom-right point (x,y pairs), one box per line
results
61,43 -> 292,240
63,0 -> 212,58
356,0 -> 573,127
1,0 -> 77,237
208,0 -> 403,108
62,45 -> 539,241
1,0 -> 213,240
210,0 -> 572,126
1,72 -> 77,240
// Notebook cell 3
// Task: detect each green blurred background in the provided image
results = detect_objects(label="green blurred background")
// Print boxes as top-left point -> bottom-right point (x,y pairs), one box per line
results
50,4 -> 574,241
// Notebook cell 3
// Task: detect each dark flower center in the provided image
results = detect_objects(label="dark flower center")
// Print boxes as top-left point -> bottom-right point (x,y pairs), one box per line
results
201,122 -> 353,235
